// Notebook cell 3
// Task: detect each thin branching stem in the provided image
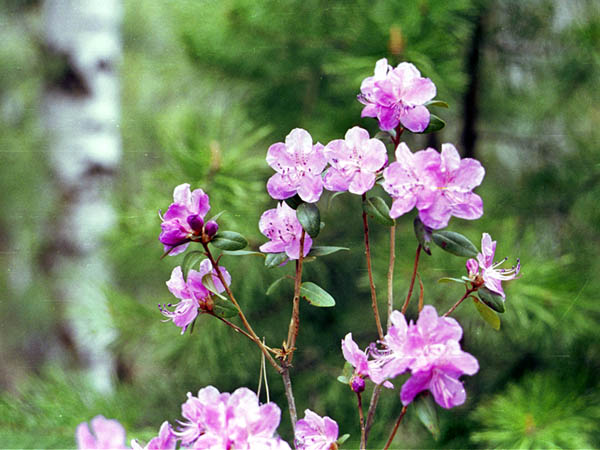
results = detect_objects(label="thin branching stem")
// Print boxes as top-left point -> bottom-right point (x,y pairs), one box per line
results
364,384 -> 382,443
383,406 -> 408,450
281,366 -> 297,430
387,225 -> 396,328
286,229 -> 305,364
444,287 -> 477,317
401,244 -> 422,314
362,194 -> 384,340
357,392 -> 366,450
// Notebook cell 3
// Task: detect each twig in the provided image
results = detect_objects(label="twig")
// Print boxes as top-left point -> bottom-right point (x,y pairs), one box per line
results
444,287 -> 476,317
362,195 -> 384,340
364,384 -> 382,441
387,225 -> 396,328
281,366 -> 297,430
401,244 -> 422,314
357,392 -> 366,450
383,406 -> 408,450
285,229 -> 305,365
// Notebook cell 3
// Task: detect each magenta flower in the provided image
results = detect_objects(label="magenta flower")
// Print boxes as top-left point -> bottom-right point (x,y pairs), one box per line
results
295,409 -> 339,450
259,202 -> 313,260
76,415 -> 128,449
176,386 -> 291,450
266,128 -> 327,203
131,422 -> 177,450
159,183 -> 211,256
382,143 -> 485,229
323,126 -> 387,195
400,305 -> 479,409
467,233 -> 521,298
359,58 -> 436,132
159,260 -> 231,334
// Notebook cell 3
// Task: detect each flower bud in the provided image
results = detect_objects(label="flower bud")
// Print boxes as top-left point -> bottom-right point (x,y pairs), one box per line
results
204,220 -> 219,237
350,375 -> 365,393
187,214 -> 204,233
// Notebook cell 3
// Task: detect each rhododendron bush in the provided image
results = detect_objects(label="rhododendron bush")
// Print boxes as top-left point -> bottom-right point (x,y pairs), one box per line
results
77,58 -> 520,449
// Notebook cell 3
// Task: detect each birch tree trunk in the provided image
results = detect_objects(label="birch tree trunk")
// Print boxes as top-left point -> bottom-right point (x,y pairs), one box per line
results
43,0 -> 122,392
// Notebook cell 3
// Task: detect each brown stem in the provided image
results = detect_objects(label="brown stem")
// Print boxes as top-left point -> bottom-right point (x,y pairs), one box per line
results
214,315 -> 256,342
387,225 -> 396,328
281,366 -> 297,430
364,384 -> 382,444
202,243 -> 282,373
444,287 -> 476,317
357,392 -> 366,450
401,244 -> 422,314
362,194 -> 384,340
285,229 -> 305,365
383,406 -> 408,450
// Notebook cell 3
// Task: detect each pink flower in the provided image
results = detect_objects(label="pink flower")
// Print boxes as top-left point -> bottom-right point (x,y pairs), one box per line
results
159,184 -> 211,256
176,386 -> 291,450
266,128 -> 327,203
382,143 -> 485,229
76,415 -> 128,449
159,260 -> 231,334
323,126 -> 387,195
131,422 -> 177,450
401,306 -> 479,409
467,233 -> 521,298
295,409 -> 339,450
359,59 -> 436,132
259,202 -> 313,260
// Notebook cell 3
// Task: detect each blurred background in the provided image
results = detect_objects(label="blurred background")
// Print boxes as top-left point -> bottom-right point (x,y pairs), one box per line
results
1,0 -> 600,448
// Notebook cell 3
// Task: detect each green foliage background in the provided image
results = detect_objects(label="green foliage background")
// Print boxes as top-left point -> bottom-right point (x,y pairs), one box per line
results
1,0 -> 600,448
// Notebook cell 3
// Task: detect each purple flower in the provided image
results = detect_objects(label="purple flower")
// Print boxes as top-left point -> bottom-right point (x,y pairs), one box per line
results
341,332 -> 370,377
295,409 -> 339,450
400,306 -> 479,409
76,415 -> 128,449
159,184 -> 211,256
359,59 -> 436,132
159,260 -> 231,334
259,202 -> 313,260
266,128 -> 327,203
382,143 -> 485,229
176,386 -> 291,450
467,233 -> 521,298
131,422 -> 177,450
323,126 -> 387,195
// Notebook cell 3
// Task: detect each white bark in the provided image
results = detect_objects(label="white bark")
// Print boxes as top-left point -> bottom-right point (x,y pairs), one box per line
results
43,0 -> 122,392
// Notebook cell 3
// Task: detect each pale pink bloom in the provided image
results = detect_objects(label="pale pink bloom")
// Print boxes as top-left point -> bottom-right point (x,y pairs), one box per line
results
176,386 -> 291,450
359,59 -> 436,132
159,260 -> 231,334
295,409 -> 339,450
76,415 -> 128,449
259,202 -> 313,260
159,184 -> 211,256
266,128 -> 327,203
383,143 -> 485,229
323,126 -> 387,195
467,233 -> 521,298
131,422 -> 177,450
341,333 -> 369,377
400,306 -> 479,409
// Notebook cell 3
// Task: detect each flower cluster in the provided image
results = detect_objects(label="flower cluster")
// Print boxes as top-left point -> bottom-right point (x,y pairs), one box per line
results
343,305 -> 479,409
382,143 -> 485,229
295,409 -> 339,450
358,58 -> 436,132
159,260 -> 231,334
259,202 -> 313,260
467,233 -> 521,299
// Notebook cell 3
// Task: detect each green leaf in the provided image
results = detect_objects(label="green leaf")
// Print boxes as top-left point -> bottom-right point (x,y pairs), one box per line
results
181,250 -> 205,280
265,252 -> 287,268
473,297 -> 501,330
420,114 -> 445,133
337,362 -> 353,384
477,287 -> 506,313
414,393 -> 440,439
300,282 -> 335,307
308,246 -> 349,257
208,210 -> 226,222
296,203 -> 321,238
284,194 -> 303,210
337,434 -> 350,445
327,191 -> 345,210
413,217 -> 432,255
201,272 -> 227,300
432,231 -> 478,257
437,277 -> 467,284
211,231 -> 248,251
425,100 -> 449,108
221,250 -> 264,257
266,276 -> 290,296
363,196 -> 395,226
212,297 -> 238,319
